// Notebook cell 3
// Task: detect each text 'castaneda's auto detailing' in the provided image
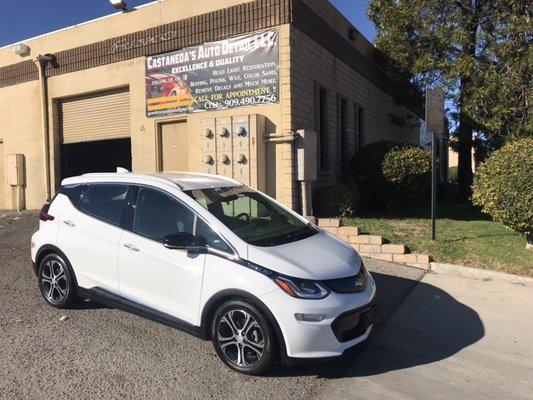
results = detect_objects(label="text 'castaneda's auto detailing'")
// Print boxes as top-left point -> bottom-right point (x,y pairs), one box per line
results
145,29 -> 279,117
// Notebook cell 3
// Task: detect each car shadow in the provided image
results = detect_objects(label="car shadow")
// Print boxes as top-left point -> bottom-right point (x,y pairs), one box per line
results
267,271 -> 484,379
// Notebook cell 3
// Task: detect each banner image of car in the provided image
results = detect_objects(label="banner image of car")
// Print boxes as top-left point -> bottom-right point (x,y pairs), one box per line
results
145,29 -> 279,117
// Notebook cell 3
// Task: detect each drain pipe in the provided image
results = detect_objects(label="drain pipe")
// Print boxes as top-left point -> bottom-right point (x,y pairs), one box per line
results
35,54 -> 59,201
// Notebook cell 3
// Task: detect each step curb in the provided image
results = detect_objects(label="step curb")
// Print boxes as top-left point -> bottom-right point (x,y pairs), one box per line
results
429,262 -> 533,286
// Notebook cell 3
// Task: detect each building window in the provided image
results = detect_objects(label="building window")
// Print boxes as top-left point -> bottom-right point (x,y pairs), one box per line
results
355,104 -> 365,149
338,97 -> 348,172
316,86 -> 328,171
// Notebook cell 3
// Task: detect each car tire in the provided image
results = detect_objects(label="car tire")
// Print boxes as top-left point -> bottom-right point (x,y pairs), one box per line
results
211,299 -> 276,375
38,253 -> 77,309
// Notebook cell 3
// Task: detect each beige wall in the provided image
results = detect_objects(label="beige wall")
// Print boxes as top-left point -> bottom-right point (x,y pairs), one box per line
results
0,141 -> 4,207
0,0 -> 253,68
0,0 -> 420,210
0,81 -> 44,208
0,24 -> 292,210
288,26 -> 419,185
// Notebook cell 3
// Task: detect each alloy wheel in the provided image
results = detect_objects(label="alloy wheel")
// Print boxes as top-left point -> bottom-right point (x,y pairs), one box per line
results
40,259 -> 68,303
216,309 -> 264,368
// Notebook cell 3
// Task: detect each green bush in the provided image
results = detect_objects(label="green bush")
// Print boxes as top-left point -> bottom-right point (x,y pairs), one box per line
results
472,138 -> 533,246
349,141 -> 400,210
312,184 -> 360,218
448,165 -> 458,183
349,141 -> 431,211
382,146 -> 432,209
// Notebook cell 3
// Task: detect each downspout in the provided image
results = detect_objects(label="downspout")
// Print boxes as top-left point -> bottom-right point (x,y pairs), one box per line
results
35,57 -> 53,201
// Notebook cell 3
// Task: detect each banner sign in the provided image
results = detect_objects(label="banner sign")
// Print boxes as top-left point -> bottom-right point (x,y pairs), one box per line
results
145,29 -> 279,117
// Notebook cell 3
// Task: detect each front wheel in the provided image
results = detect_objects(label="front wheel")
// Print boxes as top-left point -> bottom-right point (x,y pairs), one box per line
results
38,253 -> 77,308
211,300 -> 276,375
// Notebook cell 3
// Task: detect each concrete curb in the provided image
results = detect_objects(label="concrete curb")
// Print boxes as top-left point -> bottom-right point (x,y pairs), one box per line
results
429,262 -> 533,286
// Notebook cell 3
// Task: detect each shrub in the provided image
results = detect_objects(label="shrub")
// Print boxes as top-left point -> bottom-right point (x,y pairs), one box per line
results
349,141 -> 431,211
312,184 -> 360,218
448,165 -> 458,183
472,137 -> 533,247
382,146 -> 431,209
349,141 -> 400,210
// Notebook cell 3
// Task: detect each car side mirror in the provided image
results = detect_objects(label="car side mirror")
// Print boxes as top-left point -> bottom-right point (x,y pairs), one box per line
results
163,232 -> 207,253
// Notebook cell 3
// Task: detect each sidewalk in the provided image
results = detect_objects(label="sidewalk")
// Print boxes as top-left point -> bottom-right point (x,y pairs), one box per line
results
319,273 -> 533,400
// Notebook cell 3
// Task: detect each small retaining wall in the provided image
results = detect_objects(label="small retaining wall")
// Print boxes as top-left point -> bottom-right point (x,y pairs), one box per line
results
316,218 -> 430,270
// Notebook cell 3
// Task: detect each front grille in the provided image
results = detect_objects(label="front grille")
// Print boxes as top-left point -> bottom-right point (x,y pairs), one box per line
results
322,266 -> 367,293
331,306 -> 376,342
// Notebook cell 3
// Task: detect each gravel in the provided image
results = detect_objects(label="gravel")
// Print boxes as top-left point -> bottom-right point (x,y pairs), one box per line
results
0,211 -> 425,399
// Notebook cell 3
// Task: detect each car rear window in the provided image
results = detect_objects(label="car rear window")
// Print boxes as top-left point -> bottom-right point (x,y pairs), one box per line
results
79,184 -> 129,226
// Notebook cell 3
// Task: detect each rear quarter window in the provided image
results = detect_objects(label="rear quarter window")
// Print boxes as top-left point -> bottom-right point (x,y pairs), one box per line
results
57,184 -> 86,207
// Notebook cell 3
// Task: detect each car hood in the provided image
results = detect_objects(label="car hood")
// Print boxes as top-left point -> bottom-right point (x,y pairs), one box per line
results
247,230 -> 362,280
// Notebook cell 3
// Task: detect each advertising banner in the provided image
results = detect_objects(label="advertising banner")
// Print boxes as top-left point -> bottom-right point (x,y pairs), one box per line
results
145,29 -> 279,117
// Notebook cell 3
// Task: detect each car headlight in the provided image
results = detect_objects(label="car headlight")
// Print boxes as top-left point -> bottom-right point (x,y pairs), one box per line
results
273,276 -> 330,299
245,261 -> 330,300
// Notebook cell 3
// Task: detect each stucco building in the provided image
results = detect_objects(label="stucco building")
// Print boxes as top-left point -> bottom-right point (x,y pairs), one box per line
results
0,0 -> 422,211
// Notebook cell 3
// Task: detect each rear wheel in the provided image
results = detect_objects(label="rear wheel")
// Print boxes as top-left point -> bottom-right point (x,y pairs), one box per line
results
211,300 -> 275,375
38,253 -> 77,308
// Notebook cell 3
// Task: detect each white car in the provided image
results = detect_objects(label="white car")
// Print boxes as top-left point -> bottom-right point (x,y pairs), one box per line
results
31,171 -> 376,374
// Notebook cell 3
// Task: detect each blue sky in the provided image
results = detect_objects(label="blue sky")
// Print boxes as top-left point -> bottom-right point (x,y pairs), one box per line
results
0,0 -> 375,48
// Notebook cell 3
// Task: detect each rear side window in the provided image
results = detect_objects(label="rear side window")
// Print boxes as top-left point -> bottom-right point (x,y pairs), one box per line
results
79,184 -> 129,226
58,184 -> 86,207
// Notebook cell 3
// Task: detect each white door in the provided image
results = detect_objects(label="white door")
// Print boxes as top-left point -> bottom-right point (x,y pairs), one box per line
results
57,184 -> 129,293
117,187 -> 205,325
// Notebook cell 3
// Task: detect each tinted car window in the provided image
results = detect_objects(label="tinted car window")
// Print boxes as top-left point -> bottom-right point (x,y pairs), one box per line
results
186,186 -> 318,246
196,218 -> 232,253
133,188 -> 195,241
58,184 -> 86,207
79,184 -> 129,226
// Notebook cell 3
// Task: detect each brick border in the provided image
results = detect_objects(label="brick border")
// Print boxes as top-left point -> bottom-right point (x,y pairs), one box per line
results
316,218 -> 431,270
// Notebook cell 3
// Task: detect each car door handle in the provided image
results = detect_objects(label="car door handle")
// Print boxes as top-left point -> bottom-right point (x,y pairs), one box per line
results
123,243 -> 139,252
63,220 -> 75,227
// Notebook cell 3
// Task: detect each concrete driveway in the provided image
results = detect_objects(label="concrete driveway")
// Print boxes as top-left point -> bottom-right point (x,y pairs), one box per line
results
320,272 -> 533,400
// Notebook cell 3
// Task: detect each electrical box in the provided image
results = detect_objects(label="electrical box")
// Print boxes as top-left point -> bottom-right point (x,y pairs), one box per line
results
295,129 -> 317,181
6,154 -> 25,186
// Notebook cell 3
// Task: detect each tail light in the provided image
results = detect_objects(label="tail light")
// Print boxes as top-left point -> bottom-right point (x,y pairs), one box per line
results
39,203 -> 54,221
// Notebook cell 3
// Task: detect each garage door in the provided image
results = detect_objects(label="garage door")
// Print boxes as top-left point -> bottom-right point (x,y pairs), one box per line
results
60,87 -> 130,144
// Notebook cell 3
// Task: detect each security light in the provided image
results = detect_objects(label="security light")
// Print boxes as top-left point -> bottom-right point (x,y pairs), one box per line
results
109,0 -> 128,11
12,43 -> 30,56
37,54 -> 60,69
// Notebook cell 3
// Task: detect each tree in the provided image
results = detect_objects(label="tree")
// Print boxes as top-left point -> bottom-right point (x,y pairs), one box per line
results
367,0 -> 531,202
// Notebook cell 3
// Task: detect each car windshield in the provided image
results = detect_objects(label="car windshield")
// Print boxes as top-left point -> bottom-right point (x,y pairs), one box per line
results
185,186 -> 318,246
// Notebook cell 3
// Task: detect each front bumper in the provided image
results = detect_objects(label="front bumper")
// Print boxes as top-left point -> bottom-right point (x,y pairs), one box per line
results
260,271 -> 377,360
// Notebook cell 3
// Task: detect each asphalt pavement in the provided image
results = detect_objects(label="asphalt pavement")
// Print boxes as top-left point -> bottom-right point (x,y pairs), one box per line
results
0,210 -> 425,400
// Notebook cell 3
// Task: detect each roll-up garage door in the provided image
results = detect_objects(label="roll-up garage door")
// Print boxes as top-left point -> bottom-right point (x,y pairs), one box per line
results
60,87 -> 130,144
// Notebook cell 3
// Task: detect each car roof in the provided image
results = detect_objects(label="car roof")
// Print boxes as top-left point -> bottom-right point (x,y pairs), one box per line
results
61,171 -> 242,191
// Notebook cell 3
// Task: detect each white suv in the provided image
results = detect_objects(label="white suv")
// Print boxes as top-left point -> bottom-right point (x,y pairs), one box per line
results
31,171 -> 376,374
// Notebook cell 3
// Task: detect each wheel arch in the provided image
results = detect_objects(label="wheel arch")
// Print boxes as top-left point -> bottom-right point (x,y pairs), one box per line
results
199,289 -> 287,358
35,245 -> 79,288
